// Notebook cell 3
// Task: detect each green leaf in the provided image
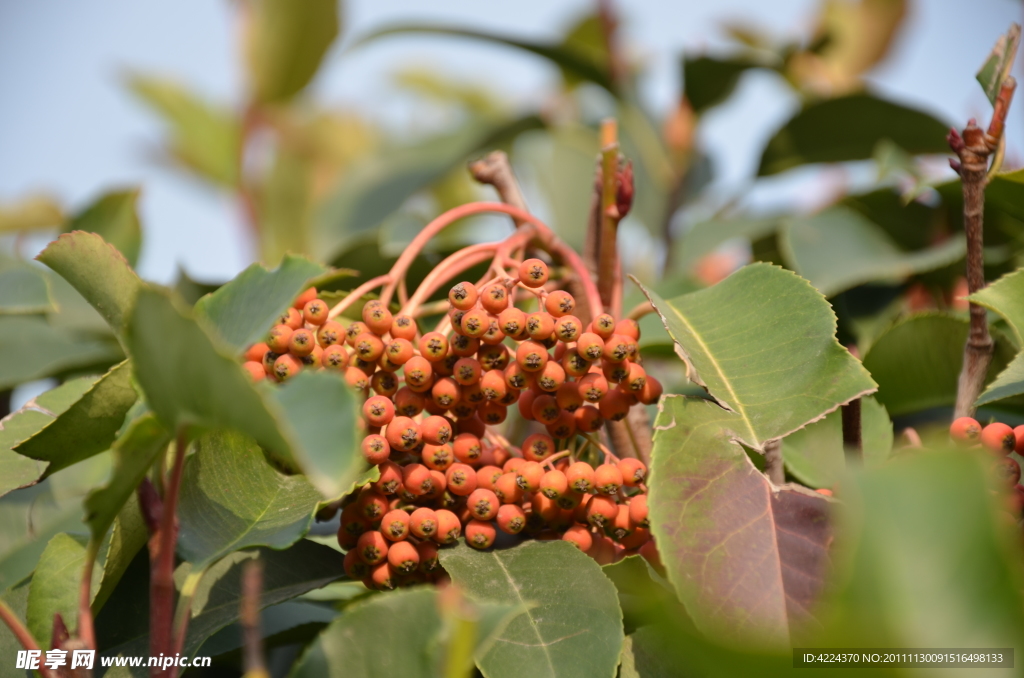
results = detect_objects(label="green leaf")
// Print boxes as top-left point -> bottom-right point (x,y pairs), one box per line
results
26,533 -> 94,645
268,371 -> 366,500
193,255 -> 325,354
971,268 -> 1024,405
683,55 -> 761,115
355,26 -> 614,92
781,395 -> 892,489
649,395 -> 833,647
97,539 -> 345,673
780,207 -> 965,297
438,540 -> 624,678
177,430 -> 323,568
65,189 -> 143,268
757,94 -> 950,176
976,24 -> 1020,105
637,263 -> 876,449
245,0 -> 339,104
0,256 -> 54,315
83,414 -> 169,558
37,231 -> 143,342
92,496 -> 148,614
14,361 -> 136,477
0,194 -> 64,234
986,168 -> 1024,222
825,450 -> 1024,646
127,75 -> 241,187
673,216 -> 779,273
0,315 -> 123,390
313,115 -> 544,259
0,582 -> 31,678
290,587 -> 520,678
125,285 -> 291,460
861,313 -> 1020,415
196,600 -> 337,658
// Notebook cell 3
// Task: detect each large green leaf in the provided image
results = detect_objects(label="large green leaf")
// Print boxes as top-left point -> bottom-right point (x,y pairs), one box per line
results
780,207 -> 965,297
355,26 -> 614,92
64,189 -> 143,268
439,540 -> 623,678
14,361 -> 136,477
245,0 -> 339,104
648,395 -> 833,647
683,55 -> 762,115
193,255 -> 325,354
127,75 -> 240,187
0,315 -> 122,390
976,24 -> 1020,105
861,313 -> 1019,415
0,378 -> 95,498
0,256 -> 53,315
757,94 -> 950,176
177,430 -> 322,568
781,395 -> 892,489
970,268 -> 1024,405
314,115 -> 544,259
26,533 -> 95,645
97,540 -> 345,674
290,587 -> 520,678
92,495 -> 148,614
268,371 -> 365,500
824,450 -> 1024,647
196,600 -> 337,658
83,414 -> 169,563
37,231 -> 143,342
638,263 -> 876,449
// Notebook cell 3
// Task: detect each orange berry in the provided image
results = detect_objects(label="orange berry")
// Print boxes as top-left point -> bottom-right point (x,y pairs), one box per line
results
610,505 -> 634,541
476,465 -> 503,492
267,324 -> 294,353
467,488 -> 499,520
587,494 -> 618,528
431,377 -> 461,409
530,394 -> 560,424
594,463 -> 624,495
362,395 -> 395,427
592,313 -> 616,339
448,281 -> 479,310
343,548 -> 370,579
478,401 -> 508,425
465,519 -> 496,549
453,358 -> 482,386
372,461 -> 403,495
362,301 -> 392,335
561,348 -> 591,378
497,504 -> 526,534
535,361 -> 566,393
356,530 -> 389,565
418,332 -> 449,361
403,355 -> 433,388
478,343 -> 510,370
421,415 -> 453,445
361,434 -> 390,465
452,434 -> 482,466
498,307 -> 528,339
380,509 -> 410,541
555,382 -> 583,413
525,312 -> 555,341
458,309 -> 488,339
980,422 -> 1015,455
370,369 -> 399,396
522,433 -> 555,462
494,472 -> 523,504
446,463 -> 478,496
628,494 -> 648,527
563,524 -> 593,551
574,405 -> 604,433
618,458 -> 647,487
260,348 -> 277,374
480,369 -> 508,401
516,341 -> 549,372
387,540 -> 419,573
1015,425 -> 1024,454
384,338 -> 415,365
422,443 -> 453,472
352,332 -> 385,361
273,354 -> 302,381
293,287 -> 318,309
518,258 -> 549,288
345,321 -> 369,345
245,342 -> 270,363
503,362 -> 528,390
316,321 -> 345,348
385,416 -> 422,452
546,410 -> 577,439
567,462 -> 595,494
623,362 -> 647,392
243,361 -> 265,381
433,509 -> 462,544
554,315 -> 582,343
344,366 -> 370,390
539,469 -> 568,499
516,461 -> 544,493
599,389 -> 633,421
614,318 -> 640,340
481,284 -> 509,314
278,306 -> 303,330
393,387 -> 425,417
603,335 -> 634,363
389,314 -> 417,340
370,561 -> 396,590
544,290 -> 575,317
303,299 -> 328,326
577,332 -> 605,362
402,463 -> 434,496
638,375 -> 663,405
578,373 -> 608,403
995,457 -> 1021,486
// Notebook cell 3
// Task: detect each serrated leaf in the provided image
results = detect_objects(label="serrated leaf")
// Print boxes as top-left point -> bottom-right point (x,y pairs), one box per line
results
355,26 -> 614,92
177,430 -> 323,568
64,189 -> 143,268
26,533 -> 96,645
314,115 -> 544,259
0,256 -> 54,315
825,450 -> 1024,647
649,395 -> 833,647
438,540 -> 624,678
127,75 -> 240,187
862,313 -> 1020,415
290,586 -> 521,678
683,55 -> 762,114
193,255 -> 325,354
782,396 -> 892,489
37,231 -> 143,343
976,24 -> 1021,105
757,94 -> 950,176
245,0 -> 339,104
637,263 -> 876,449
97,539 -> 345,674
83,414 -> 169,557
15,361 -> 136,477
0,315 -> 122,390
969,269 -> 1024,405
780,207 -> 965,297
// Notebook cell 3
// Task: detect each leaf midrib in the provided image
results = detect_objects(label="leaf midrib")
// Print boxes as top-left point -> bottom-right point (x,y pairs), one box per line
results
490,553 -> 557,678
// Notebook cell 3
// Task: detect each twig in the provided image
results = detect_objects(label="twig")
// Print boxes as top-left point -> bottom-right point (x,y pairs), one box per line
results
951,77 -> 1016,419
0,599 -> 58,678
468,151 -> 529,223
241,561 -> 268,678
598,119 -> 622,317
763,438 -> 784,485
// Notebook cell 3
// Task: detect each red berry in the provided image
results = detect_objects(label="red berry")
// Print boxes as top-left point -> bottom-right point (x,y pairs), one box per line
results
1015,425 -> 1024,454
446,463 -> 478,496
522,433 -> 556,462
594,463 -> 624,495
563,524 -> 593,551
567,462 -> 595,494
293,287 -> 318,310
467,488 -> 499,520
361,434 -> 390,465
418,332 -> 449,361
466,519 -> 497,549
994,457 -> 1021,486
243,361 -> 265,381
362,395 -> 396,427
356,530 -> 388,565
385,416 -> 422,452
448,281 -> 479,310
628,494 -> 648,527
949,416 -> 982,445
372,461 -> 403,495
494,472 -> 523,504
525,313 -> 555,342
433,509 -> 462,544
980,422 -> 1015,455
387,540 -> 420,573
518,258 -> 549,288
380,509 -> 410,541
303,299 -> 328,326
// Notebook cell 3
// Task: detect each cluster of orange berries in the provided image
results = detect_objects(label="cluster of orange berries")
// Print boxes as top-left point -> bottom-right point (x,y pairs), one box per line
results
950,416 -> 1024,515
243,259 -> 664,590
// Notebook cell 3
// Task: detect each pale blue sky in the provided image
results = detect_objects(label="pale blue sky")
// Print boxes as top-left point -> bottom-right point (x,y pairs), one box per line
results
0,0 -> 1020,283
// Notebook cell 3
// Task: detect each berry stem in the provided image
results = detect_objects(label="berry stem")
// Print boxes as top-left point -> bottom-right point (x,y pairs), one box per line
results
542,450 -> 572,469
327,274 -> 391,320
400,243 -> 498,316
0,599 -> 58,678
627,301 -> 655,321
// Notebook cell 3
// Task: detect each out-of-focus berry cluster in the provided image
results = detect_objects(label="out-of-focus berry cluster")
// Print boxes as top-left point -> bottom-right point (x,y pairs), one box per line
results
244,259 -> 664,590
950,417 -> 1024,517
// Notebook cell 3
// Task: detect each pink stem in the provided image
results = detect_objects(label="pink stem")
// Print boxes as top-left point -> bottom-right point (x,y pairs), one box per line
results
328,275 -> 391,320
400,244 -> 498,316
